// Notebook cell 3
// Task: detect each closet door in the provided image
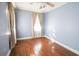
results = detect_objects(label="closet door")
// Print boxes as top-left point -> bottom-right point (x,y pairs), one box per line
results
0,2 -> 10,56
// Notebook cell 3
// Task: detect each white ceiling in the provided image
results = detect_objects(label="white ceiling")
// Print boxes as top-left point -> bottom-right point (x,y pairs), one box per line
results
13,2 -> 67,13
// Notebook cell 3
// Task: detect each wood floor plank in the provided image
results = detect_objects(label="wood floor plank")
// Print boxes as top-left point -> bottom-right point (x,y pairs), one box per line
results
10,37 -> 78,56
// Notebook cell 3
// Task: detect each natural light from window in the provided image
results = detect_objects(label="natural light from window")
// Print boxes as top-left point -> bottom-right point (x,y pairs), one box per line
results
34,14 -> 41,36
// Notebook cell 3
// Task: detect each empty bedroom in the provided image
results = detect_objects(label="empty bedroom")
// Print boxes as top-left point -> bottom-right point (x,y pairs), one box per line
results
0,2 -> 79,56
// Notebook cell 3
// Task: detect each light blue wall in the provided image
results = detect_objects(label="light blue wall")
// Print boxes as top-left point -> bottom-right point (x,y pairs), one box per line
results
0,3 -> 9,56
15,9 -> 32,38
43,2 -> 79,51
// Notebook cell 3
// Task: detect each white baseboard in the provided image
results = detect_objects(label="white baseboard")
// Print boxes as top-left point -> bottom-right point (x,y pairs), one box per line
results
6,49 -> 11,56
44,35 -> 79,55
17,36 -> 44,40
17,36 -> 33,40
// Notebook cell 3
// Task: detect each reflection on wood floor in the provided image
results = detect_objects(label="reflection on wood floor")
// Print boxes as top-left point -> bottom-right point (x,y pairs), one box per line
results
10,37 -> 78,56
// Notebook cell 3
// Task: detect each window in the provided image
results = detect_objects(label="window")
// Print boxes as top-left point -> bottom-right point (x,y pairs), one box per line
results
34,14 -> 41,37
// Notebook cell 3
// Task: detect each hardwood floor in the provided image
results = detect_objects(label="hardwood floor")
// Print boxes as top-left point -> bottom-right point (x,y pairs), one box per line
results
10,37 -> 78,56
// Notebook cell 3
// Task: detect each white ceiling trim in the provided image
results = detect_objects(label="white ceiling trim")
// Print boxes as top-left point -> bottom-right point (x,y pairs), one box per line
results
13,2 -> 67,13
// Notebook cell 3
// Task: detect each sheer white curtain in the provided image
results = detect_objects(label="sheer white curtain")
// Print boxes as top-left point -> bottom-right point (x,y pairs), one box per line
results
34,14 -> 41,37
